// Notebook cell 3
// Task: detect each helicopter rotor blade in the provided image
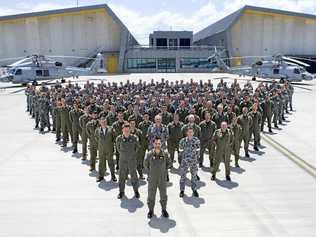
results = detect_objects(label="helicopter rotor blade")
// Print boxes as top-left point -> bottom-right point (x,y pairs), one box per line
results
0,57 -> 26,63
47,55 -> 96,60
282,56 -> 310,67
220,55 -> 271,61
289,56 -> 316,63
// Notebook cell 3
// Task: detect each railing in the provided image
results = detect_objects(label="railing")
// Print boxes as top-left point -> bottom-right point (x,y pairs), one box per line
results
127,45 -> 225,51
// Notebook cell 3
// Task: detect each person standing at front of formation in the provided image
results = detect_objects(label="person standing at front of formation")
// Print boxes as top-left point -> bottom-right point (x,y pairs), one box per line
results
144,137 -> 171,219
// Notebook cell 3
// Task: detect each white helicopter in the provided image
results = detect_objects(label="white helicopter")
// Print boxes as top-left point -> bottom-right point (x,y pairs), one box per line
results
0,53 -> 106,85
208,48 -> 314,82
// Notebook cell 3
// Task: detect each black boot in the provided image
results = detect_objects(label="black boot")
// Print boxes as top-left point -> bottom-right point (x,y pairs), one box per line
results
96,176 -> 104,182
192,190 -> 199,197
211,174 -> 216,181
226,175 -> 231,181
147,210 -> 154,219
196,174 -> 200,181
117,192 -> 124,199
111,174 -> 117,182
134,190 -> 140,199
162,209 -> 169,218
254,146 -> 259,151
269,128 -> 273,133
72,148 -> 78,153
245,153 -> 250,158
179,191 -> 184,198
138,170 -> 145,180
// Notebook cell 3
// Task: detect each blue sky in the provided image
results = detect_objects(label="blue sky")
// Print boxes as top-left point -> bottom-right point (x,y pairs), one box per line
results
1,0 -> 316,44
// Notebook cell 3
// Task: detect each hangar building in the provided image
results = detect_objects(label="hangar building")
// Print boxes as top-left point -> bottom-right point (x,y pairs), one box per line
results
0,4 -> 138,73
194,5 -> 316,71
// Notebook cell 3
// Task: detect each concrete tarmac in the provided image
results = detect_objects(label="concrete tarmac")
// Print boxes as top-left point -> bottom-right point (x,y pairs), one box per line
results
0,74 -> 315,237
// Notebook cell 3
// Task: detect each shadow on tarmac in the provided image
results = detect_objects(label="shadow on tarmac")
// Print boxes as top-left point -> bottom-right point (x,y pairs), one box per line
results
120,196 -> 144,213
215,179 -> 239,189
98,180 -> 119,191
148,216 -> 176,233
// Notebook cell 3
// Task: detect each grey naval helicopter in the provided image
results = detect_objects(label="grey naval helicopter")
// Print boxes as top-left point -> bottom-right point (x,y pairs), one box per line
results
0,53 -> 106,85
208,47 -> 314,83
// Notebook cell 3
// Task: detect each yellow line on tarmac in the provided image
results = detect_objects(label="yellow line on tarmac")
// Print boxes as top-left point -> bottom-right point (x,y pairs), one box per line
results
262,134 -> 316,178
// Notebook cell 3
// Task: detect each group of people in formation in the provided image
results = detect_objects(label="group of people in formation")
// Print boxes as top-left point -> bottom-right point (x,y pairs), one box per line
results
25,77 -> 294,219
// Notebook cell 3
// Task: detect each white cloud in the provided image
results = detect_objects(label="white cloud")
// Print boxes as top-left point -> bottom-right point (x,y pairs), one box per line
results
110,0 -> 316,44
1,0 -> 316,44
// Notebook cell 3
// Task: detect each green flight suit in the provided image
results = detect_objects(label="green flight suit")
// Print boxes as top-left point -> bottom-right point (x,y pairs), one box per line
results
249,110 -> 262,147
199,120 -> 217,167
60,106 -> 72,145
237,114 -> 252,155
212,128 -> 232,177
116,134 -> 140,193
95,126 -> 115,177
69,109 -> 83,150
86,119 -> 99,170
131,128 -> 144,177
167,121 -> 183,164
231,123 -> 242,166
144,150 -> 171,211
79,114 -> 90,159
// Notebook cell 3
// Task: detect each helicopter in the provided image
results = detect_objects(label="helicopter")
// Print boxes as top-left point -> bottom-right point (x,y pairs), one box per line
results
208,48 -> 314,82
0,53 -> 106,85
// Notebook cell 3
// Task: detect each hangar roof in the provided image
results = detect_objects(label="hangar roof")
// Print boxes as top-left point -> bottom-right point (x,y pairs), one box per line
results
193,5 -> 316,42
0,4 -> 138,44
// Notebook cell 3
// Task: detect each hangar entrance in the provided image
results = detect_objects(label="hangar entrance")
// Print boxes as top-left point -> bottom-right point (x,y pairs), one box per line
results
157,58 -> 176,72
107,54 -> 118,73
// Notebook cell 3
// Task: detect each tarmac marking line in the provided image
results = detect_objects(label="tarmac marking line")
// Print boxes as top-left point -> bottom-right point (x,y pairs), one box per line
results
262,134 -> 316,178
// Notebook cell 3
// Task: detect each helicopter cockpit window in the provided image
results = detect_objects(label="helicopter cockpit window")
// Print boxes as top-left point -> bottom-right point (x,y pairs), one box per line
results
294,68 -> 300,74
36,70 -> 42,76
43,70 -> 50,77
15,69 -> 22,75
273,68 -> 279,74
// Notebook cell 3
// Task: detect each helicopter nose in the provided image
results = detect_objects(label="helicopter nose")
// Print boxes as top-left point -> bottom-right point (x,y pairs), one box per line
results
0,75 -> 10,82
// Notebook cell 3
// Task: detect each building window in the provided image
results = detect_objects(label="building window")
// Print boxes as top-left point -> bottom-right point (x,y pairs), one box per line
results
168,38 -> 178,50
293,68 -> 300,74
180,38 -> 190,48
156,38 -> 167,49
43,70 -> 50,77
157,58 -> 176,72
15,69 -> 22,75
180,58 -> 213,68
273,68 -> 280,74
127,58 -> 156,69
36,70 -> 42,76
